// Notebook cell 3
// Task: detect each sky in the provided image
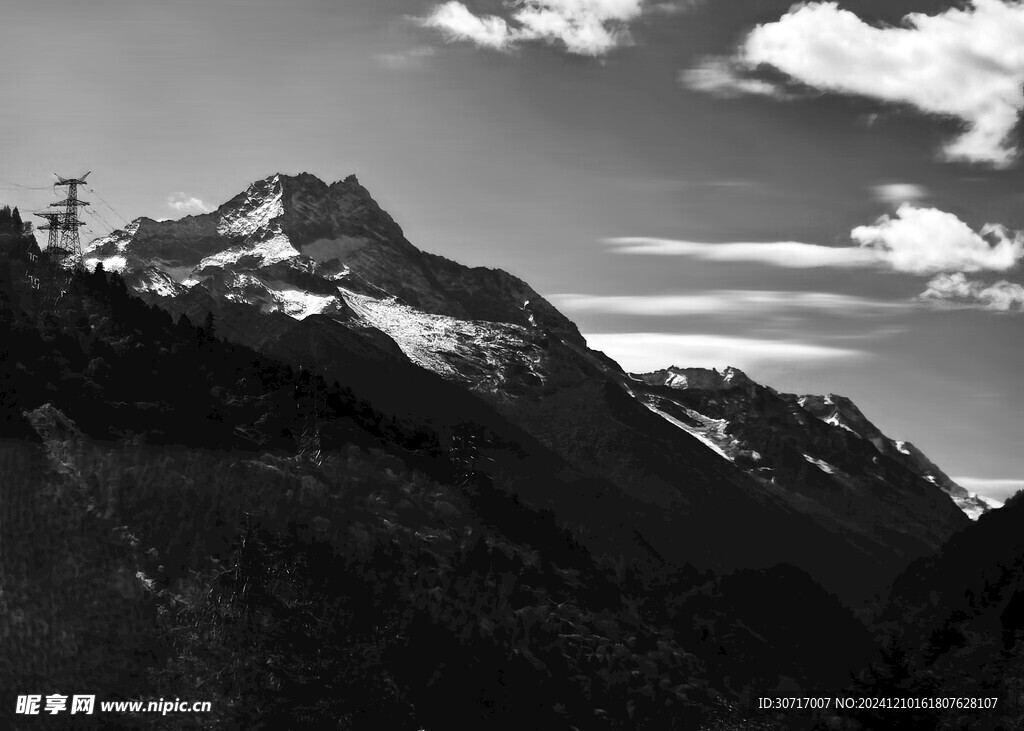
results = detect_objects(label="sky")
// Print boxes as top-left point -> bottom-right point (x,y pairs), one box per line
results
2,0 -> 1023,501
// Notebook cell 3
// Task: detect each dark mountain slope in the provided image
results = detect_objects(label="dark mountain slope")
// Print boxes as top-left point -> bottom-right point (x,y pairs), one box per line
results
0,208 -> 887,728
807,493 -> 1024,730
631,367 -> 972,577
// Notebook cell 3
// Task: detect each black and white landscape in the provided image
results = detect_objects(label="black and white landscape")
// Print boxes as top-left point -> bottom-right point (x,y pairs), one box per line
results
3,1 -> 1024,729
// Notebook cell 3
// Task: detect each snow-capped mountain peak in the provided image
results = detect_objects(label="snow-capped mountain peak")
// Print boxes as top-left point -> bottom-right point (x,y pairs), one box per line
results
82,172 -> 584,386
84,172 -> 407,280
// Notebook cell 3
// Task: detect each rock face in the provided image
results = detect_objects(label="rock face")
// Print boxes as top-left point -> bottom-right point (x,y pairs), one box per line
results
24,403 -> 85,481
84,172 -> 977,602
86,173 -> 581,344
797,392 -> 997,520
634,366 -> 996,522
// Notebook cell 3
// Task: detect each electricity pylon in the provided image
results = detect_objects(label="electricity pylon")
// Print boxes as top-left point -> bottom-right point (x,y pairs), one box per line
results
33,172 -> 89,313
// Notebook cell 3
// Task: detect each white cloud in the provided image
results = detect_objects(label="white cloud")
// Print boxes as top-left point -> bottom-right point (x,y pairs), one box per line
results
870,183 -> 929,206
376,46 -> 437,70
585,332 -> 864,373
422,3 -> 513,51
167,192 -> 213,215
646,1 -> 698,14
690,0 -> 1024,167
920,272 -> 1024,311
852,204 -> 1024,275
606,237 -> 882,267
550,290 -> 904,316
421,0 -> 644,56
679,55 -> 788,98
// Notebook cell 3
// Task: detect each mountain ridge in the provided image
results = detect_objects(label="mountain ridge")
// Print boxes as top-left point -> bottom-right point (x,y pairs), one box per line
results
635,365 -> 996,520
81,171 -> 977,603
86,172 -> 584,346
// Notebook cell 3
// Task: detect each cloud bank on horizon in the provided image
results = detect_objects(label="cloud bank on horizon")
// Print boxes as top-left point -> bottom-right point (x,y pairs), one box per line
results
683,0 -> 1024,168
421,0 -> 645,56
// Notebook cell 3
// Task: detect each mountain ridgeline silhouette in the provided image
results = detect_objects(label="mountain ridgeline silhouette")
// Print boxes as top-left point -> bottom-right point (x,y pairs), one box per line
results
82,173 -> 980,600
0,174 -> 1017,730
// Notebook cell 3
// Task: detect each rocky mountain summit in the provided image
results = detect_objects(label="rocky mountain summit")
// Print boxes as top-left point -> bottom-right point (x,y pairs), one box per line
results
87,173 -> 580,343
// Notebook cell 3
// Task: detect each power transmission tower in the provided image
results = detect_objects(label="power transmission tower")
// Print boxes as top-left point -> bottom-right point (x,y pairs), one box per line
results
32,212 -> 65,308
33,172 -> 90,313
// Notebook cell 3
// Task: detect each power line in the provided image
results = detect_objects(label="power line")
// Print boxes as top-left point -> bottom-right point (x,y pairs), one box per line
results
0,178 -> 55,191
84,205 -> 118,238
85,185 -> 130,227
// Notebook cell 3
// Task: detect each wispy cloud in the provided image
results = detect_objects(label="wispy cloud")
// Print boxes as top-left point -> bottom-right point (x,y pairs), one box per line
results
605,237 -> 881,268
421,0 -> 644,56
920,272 -> 1024,312
167,192 -> 213,215
585,332 -> 865,374
646,1 -> 700,15
375,46 -> 437,70
870,183 -> 929,206
951,476 -> 1020,502
679,55 -> 791,99
550,290 -> 906,316
683,0 -> 1024,167
610,205 -> 1024,276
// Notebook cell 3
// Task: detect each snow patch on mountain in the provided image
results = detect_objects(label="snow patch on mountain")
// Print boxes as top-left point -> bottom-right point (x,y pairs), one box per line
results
196,232 -> 299,272
216,175 -> 286,239
636,393 -> 737,461
804,454 -> 838,475
134,268 -> 185,298
271,285 -> 338,319
84,254 -> 128,273
949,489 -> 1003,522
203,272 -> 340,319
340,288 -> 546,392
824,413 -> 859,435
644,402 -> 733,460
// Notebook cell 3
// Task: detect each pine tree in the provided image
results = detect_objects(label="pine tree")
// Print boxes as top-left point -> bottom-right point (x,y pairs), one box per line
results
202,310 -> 216,341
